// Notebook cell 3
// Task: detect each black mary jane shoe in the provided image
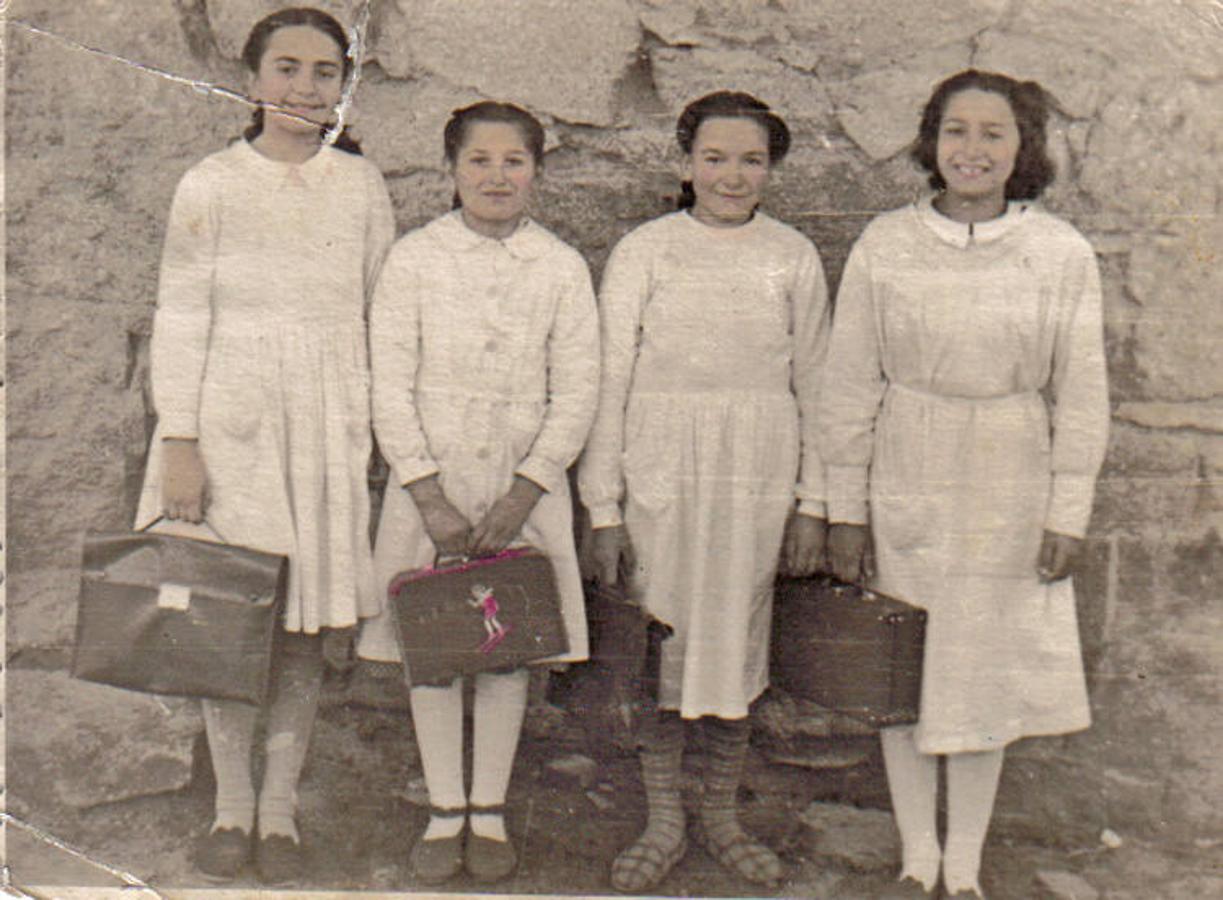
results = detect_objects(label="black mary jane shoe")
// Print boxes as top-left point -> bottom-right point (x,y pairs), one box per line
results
464,804 -> 518,883
410,805 -> 468,885
195,826 -> 252,881
256,832 -> 304,886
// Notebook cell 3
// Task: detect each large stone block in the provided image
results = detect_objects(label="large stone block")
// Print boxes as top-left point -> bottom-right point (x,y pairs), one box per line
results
824,43 -> 972,160
1003,0 -> 1223,81
7,568 -> 81,653
10,0 -> 208,77
1123,218 -> 1223,401
382,0 -> 640,126
783,0 -> 1008,78
973,30 -> 1111,119
649,45 -> 834,137
1081,81 -> 1223,231
351,68 -> 485,176
7,670 -> 203,809
206,0 -> 364,60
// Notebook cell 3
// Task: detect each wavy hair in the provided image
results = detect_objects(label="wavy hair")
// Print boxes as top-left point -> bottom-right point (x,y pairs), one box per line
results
911,69 -> 1055,200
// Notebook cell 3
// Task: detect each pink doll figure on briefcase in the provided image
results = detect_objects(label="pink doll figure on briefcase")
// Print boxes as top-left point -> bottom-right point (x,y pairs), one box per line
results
388,547 -> 568,686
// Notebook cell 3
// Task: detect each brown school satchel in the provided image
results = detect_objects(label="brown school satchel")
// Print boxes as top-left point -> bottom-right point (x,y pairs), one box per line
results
72,518 -> 287,705
771,574 -> 926,727
388,547 -> 569,687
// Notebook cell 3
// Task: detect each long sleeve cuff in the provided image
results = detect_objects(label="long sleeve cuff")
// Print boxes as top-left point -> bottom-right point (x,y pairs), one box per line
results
826,464 -> 870,524
514,455 -> 562,495
158,412 -> 198,440
797,498 -> 827,519
586,501 -> 624,529
1045,472 -> 1097,539
395,458 -> 441,489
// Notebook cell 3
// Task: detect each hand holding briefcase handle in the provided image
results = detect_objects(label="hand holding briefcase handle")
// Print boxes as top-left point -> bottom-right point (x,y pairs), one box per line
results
388,546 -> 569,688
73,515 -> 289,704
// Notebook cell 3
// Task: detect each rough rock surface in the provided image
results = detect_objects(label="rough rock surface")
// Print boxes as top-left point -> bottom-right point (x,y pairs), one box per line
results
7,670 -> 203,810
6,0 -> 1222,862
799,801 -> 900,872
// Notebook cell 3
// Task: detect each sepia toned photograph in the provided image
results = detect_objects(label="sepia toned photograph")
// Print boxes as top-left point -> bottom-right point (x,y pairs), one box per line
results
3,1 -> 1221,897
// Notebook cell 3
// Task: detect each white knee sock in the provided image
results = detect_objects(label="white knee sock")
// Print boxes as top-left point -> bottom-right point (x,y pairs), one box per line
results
880,725 -> 941,891
944,749 -> 1004,896
409,678 -> 467,840
258,645 -> 323,841
469,668 -> 530,842
202,699 -> 259,834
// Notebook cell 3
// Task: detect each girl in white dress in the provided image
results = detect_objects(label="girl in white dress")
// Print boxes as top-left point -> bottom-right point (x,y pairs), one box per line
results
358,101 -> 599,884
821,70 -> 1109,899
579,91 -> 830,892
139,7 -> 394,886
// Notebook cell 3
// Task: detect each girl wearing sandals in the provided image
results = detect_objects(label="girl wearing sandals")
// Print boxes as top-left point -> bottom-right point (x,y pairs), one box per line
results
821,70 -> 1109,899
579,91 -> 830,892
356,101 -> 599,884
137,8 -> 394,886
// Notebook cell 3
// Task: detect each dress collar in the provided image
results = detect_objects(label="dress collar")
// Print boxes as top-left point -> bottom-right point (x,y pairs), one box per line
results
432,209 -> 550,260
235,138 -> 335,188
916,195 -> 1029,249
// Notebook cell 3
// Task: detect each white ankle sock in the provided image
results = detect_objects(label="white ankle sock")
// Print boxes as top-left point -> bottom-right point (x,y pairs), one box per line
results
202,699 -> 258,835
943,749 -> 1004,895
409,678 -> 467,838
468,669 -> 529,842
881,725 -> 941,891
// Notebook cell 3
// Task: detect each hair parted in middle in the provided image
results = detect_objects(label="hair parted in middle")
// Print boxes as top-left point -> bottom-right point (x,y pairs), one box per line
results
911,68 -> 1056,201
239,6 -> 362,154
442,101 -> 546,209
674,91 -> 791,210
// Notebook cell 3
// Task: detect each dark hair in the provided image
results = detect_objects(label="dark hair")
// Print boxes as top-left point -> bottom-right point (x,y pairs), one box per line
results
911,69 -> 1055,200
674,91 -> 791,210
240,7 -> 362,155
442,102 -> 546,209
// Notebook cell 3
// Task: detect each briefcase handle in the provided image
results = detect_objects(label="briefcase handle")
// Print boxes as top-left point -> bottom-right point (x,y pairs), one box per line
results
140,515 -> 229,543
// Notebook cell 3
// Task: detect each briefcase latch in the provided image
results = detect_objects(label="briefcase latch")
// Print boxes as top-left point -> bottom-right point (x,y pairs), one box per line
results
157,582 -> 192,611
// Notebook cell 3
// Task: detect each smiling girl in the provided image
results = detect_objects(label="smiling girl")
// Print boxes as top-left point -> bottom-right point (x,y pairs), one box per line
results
820,70 -> 1109,899
136,7 -> 394,886
355,101 -> 598,885
579,91 -> 830,892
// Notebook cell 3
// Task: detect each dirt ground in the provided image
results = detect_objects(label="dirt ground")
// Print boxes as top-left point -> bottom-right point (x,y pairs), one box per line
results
5,662 -> 1221,899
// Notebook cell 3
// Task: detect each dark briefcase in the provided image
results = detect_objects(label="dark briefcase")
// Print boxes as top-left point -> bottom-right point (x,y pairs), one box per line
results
771,575 -> 926,726
73,524 -> 288,704
389,548 -> 569,687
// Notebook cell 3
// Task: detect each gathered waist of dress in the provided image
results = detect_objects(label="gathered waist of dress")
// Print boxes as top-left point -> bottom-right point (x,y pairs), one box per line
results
211,311 -> 365,340
886,380 -> 1042,408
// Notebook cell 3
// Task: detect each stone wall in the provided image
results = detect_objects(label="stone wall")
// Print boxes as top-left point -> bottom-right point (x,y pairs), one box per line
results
7,0 -> 1221,849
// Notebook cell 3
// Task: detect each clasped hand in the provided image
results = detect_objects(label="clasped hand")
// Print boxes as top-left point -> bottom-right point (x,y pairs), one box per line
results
409,475 -> 543,558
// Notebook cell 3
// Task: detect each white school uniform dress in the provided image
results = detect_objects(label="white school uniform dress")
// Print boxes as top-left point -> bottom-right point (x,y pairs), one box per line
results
136,140 -> 395,633
579,211 -> 830,720
355,211 -> 600,668
820,197 -> 1109,754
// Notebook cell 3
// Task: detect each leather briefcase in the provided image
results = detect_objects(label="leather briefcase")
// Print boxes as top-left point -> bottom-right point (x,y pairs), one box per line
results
771,575 -> 926,726
73,522 -> 288,704
389,547 -> 569,687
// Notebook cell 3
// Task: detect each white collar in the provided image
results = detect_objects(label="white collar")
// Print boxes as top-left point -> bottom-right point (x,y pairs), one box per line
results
235,139 -> 336,188
432,209 -> 551,261
916,195 -> 1029,248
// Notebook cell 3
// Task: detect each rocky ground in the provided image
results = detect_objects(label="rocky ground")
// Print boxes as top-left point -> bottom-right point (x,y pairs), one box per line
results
7,657 -> 1219,899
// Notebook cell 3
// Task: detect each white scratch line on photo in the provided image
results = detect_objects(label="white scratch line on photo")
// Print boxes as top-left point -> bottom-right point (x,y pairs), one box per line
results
0,812 -> 165,898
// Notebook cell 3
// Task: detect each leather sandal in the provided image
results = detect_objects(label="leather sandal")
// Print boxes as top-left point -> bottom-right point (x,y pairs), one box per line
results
610,831 -> 688,893
410,805 -> 467,885
465,804 -> 518,883
691,818 -> 781,886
